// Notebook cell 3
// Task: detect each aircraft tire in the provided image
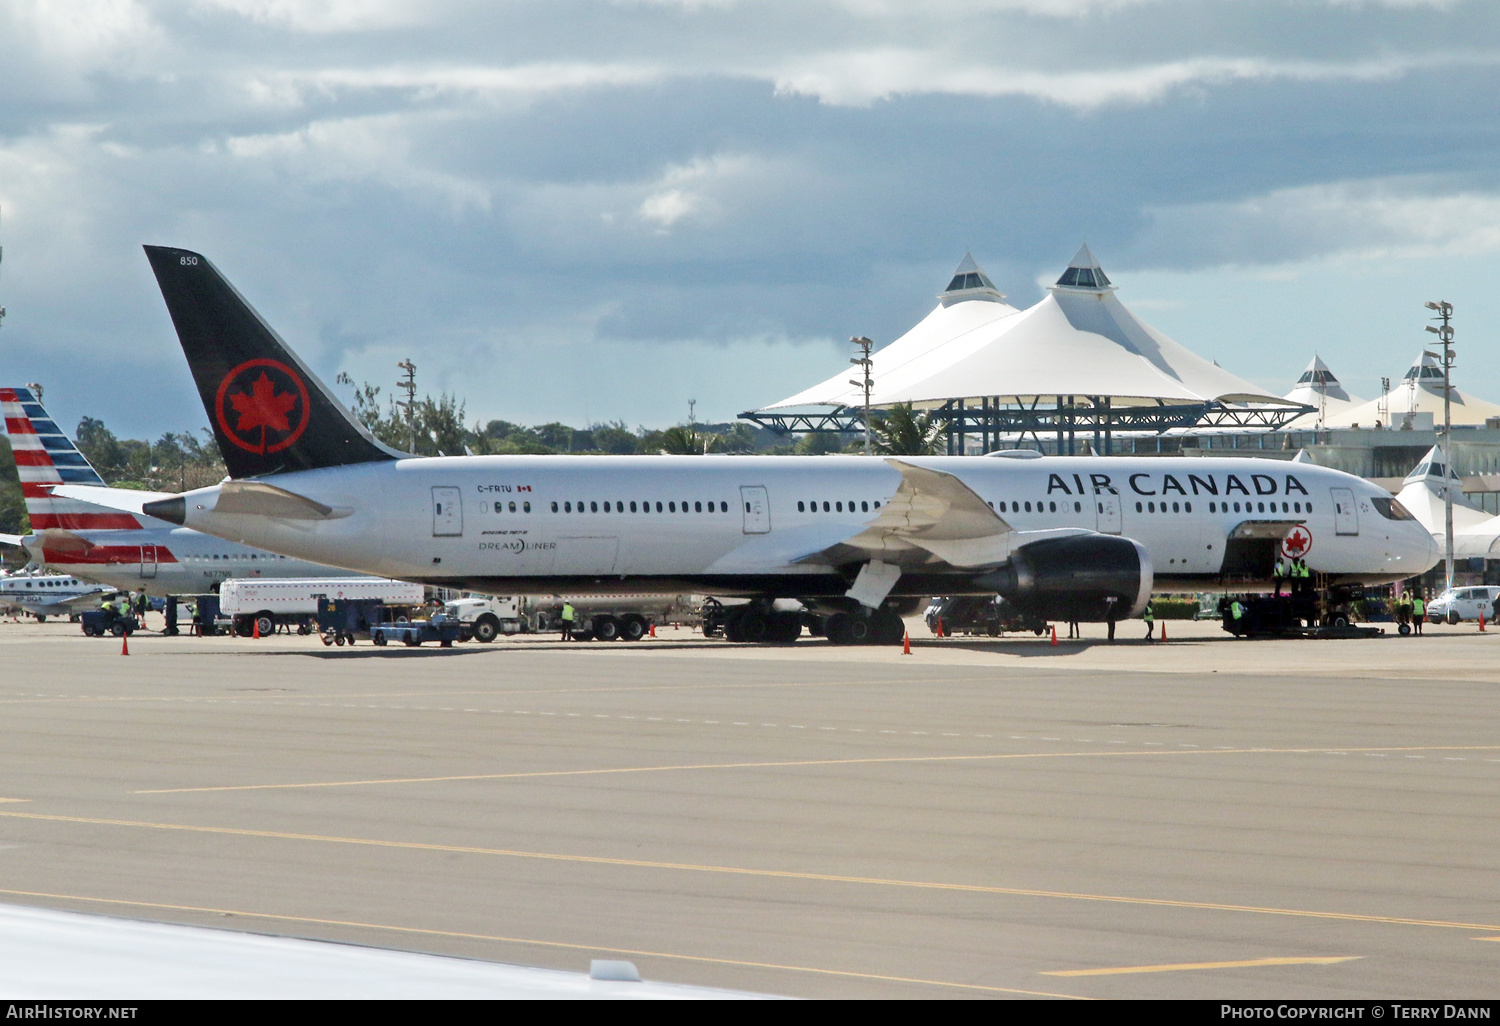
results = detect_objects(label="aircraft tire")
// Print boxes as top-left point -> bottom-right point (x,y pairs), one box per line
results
722,610 -> 746,643
738,610 -> 771,643
766,612 -> 801,643
471,615 -> 500,644
825,612 -> 868,645
872,610 -> 905,645
593,616 -> 620,642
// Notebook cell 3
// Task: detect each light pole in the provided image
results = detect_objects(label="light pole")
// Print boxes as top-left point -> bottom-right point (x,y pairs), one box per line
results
1425,300 -> 1455,590
396,359 -> 417,455
849,336 -> 874,454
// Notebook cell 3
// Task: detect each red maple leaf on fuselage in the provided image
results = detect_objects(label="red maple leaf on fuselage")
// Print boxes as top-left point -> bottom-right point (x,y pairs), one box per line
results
229,372 -> 299,451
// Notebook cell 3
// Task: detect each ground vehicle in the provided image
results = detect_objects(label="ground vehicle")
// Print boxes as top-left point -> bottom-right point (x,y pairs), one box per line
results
1426,586 -> 1500,624
924,596 -> 1048,637
221,578 -> 425,637
79,607 -> 139,637
443,594 -> 702,642
369,614 -> 465,648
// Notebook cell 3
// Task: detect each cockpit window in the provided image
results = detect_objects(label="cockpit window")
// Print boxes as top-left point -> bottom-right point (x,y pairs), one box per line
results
1371,496 -> 1415,521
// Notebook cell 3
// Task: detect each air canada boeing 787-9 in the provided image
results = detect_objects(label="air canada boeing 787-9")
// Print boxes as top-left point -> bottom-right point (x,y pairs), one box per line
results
77,246 -> 1437,644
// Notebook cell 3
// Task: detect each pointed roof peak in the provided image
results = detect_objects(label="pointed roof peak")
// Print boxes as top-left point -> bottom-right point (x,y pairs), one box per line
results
1294,354 -> 1344,392
940,253 -> 1004,303
1053,243 -> 1113,292
1068,243 -> 1101,270
1403,444 -> 1460,487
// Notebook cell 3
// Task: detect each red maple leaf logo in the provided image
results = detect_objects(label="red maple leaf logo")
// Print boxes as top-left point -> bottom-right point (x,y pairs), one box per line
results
228,372 -> 299,452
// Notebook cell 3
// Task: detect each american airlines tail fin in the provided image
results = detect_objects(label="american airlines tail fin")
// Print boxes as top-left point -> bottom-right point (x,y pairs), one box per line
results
142,246 -> 401,479
0,387 -> 142,532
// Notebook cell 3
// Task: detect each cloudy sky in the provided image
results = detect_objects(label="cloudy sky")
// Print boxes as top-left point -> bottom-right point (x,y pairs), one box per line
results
2,0 -> 1499,439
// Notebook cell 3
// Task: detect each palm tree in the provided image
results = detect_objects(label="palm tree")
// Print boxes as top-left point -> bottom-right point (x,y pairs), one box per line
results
870,403 -> 940,456
659,425 -> 706,454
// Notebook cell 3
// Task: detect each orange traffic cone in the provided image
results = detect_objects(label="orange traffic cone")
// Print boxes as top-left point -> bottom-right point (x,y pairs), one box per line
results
902,631 -> 911,655
649,622 -> 656,637
121,633 -> 129,656
1480,611 -> 1486,632
937,618 -> 945,638
1050,625 -> 1058,646
252,618 -> 260,639
1161,622 -> 1167,642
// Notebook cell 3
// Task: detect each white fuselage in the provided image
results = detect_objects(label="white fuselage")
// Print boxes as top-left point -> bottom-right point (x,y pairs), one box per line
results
0,573 -> 115,618
166,454 -> 1438,601
28,524 -> 368,599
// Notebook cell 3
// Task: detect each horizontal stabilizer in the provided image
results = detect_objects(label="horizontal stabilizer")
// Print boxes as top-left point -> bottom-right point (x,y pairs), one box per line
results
32,529 -> 96,554
213,480 -> 351,520
51,485 -> 177,517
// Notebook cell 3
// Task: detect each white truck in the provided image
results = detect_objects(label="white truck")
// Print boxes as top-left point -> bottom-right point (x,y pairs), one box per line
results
219,577 -> 426,637
443,594 -> 704,642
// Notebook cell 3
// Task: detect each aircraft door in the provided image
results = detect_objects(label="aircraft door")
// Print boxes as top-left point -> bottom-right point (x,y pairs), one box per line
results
1330,487 -> 1359,536
432,487 -> 463,537
1094,493 -> 1122,534
740,486 -> 771,534
139,544 -> 158,579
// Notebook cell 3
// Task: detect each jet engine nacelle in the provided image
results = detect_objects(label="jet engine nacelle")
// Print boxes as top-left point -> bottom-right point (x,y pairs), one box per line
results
970,534 -> 1152,622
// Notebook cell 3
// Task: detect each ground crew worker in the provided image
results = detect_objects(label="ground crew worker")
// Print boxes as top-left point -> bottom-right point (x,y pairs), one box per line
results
1142,600 -> 1155,641
1273,556 -> 1287,596
1412,591 -> 1425,635
1230,597 -> 1245,635
560,601 -> 575,641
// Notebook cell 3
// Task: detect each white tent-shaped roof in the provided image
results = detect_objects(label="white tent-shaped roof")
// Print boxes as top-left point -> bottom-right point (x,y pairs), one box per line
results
1326,352 -> 1500,428
761,246 -> 1291,413
1394,445 -> 1500,558
1281,355 -> 1365,429
768,254 -> 1021,411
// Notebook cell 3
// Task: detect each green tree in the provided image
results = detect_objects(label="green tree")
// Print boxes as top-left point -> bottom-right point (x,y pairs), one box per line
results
659,425 -> 706,454
0,435 -> 26,543
705,422 -> 758,453
76,416 -> 127,479
590,421 -> 639,454
870,403 -> 940,456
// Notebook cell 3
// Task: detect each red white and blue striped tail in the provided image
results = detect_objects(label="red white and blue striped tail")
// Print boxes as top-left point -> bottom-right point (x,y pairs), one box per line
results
0,387 -> 142,532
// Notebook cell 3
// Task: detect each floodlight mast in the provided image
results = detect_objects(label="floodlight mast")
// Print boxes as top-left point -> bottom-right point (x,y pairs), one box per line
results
396,359 -> 418,455
849,336 -> 874,455
1425,300 -> 1456,591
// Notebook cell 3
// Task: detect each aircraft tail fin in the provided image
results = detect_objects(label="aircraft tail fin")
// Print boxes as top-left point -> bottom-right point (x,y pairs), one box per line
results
0,387 -> 143,532
142,246 -> 401,479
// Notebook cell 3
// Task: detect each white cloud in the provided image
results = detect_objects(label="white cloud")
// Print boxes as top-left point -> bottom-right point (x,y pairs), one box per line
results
769,49 -> 1499,108
189,0 -> 434,32
223,114 -> 492,212
1136,177 -> 1500,267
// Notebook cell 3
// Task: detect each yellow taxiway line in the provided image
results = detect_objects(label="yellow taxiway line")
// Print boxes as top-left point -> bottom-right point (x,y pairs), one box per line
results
1043,956 -> 1361,976
133,744 -> 1500,795
3,809 -> 1499,934
0,886 -> 1081,999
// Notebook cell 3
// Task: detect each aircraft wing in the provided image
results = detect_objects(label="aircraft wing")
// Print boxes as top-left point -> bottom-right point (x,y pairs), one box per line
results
0,534 -> 25,548
801,458 -> 1020,569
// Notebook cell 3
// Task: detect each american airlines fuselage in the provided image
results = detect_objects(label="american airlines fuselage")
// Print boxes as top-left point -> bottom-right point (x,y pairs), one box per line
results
26,524 -> 365,599
158,453 -> 1437,598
